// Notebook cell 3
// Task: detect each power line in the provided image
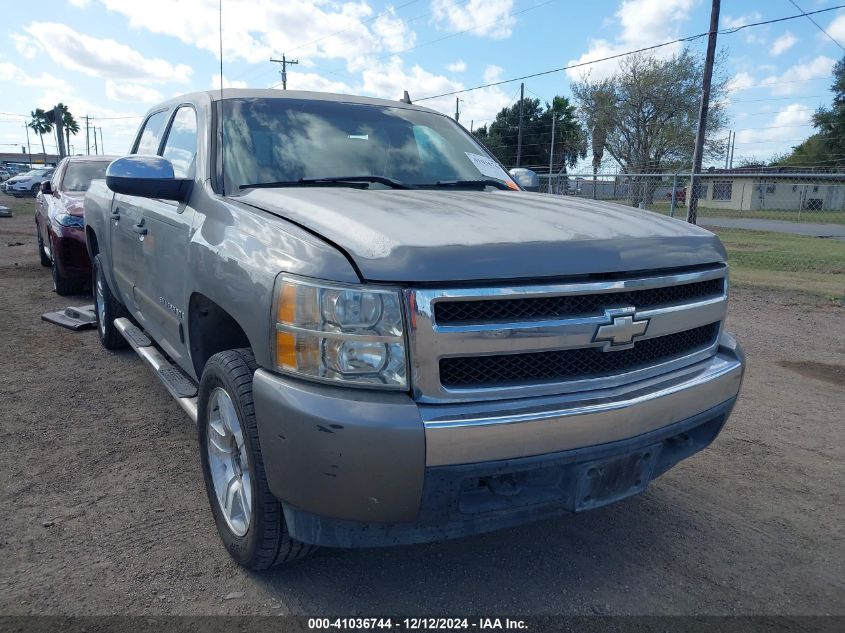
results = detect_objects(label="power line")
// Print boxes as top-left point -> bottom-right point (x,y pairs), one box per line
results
787,0 -> 845,52
416,3 -> 845,102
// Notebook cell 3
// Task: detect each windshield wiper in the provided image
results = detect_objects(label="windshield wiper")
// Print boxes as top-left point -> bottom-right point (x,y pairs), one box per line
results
424,179 -> 513,191
239,176 -> 414,190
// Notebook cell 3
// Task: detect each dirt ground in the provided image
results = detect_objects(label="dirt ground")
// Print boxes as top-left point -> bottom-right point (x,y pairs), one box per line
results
0,198 -> 843,616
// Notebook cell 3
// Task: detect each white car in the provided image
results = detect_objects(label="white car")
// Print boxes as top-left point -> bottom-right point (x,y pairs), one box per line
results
4,168 -> 54,197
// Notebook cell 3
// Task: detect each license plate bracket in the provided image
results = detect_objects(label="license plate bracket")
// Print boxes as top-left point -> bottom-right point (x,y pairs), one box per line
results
573,444 -> 661,512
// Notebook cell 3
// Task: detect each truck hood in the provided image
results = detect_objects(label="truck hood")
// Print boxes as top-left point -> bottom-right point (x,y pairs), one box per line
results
239,188 -> 726,283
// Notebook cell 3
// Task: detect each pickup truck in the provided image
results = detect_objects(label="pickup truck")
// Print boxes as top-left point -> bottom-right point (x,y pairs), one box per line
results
84,89 -> 744,570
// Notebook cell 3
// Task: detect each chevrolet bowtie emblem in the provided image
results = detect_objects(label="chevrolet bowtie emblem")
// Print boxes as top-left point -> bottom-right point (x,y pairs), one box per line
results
593,308 -> 649,351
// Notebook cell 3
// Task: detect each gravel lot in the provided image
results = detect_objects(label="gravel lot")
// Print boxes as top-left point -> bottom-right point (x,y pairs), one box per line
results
1,200 -> 843,616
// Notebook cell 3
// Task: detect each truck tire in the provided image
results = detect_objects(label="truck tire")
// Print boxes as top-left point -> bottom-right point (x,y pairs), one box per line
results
36,224 -> 51,267
93,254 -> 128,349
198,349 -> 315,570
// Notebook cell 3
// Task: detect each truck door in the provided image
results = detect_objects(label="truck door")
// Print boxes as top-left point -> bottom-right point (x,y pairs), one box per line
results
132,105 -> 199,367
109,109 -> 169,312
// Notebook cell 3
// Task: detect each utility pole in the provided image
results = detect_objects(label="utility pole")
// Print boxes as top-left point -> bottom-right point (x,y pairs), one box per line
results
84,116 -> 91,155
455,97 -> 460,122
729,133 -> 735,168
99,127 -> 104,154
270,54 -> 299,90
516,82 -> 524,167
548,114 -> 555,193
93,125 -> 98,155
23,123 -> 32,167
53,105 -> 66,160
724,130 -> 732,169
687,0 -> 720,225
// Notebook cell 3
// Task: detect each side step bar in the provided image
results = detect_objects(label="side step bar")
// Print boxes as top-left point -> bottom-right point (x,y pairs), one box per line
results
114,318 -> 199,424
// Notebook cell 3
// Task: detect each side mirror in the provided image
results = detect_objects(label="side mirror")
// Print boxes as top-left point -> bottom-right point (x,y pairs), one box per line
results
40,181 -> 51,194
106,155 -> 191,202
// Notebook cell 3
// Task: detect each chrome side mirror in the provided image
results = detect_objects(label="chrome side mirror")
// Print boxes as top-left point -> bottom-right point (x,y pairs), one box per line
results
106,155 -> 191,202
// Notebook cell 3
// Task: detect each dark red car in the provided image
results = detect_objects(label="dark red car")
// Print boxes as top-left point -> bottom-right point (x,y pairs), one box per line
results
35,156 -> 116,295
665,187 -> 686,204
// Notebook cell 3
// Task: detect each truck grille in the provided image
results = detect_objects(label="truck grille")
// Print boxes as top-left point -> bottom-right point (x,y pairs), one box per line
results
408,265 -> 728,402
439,322 -> 720,388
435,278 -> 724,324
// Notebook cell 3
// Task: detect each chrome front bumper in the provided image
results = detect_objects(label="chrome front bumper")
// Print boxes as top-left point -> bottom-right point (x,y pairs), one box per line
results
421,332 -> 744,466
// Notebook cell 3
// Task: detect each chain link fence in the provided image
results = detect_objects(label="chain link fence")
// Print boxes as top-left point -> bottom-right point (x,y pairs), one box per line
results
535,169 -> 845,299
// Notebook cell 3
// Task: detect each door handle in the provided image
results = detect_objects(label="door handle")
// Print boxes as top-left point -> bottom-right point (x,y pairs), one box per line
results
132,223 -> 148,236
111,207 -> 120,221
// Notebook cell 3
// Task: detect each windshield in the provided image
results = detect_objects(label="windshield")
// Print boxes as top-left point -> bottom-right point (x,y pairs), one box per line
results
62,161 -> 109,192
221,98 -> 514,192
32,169 -> 51,177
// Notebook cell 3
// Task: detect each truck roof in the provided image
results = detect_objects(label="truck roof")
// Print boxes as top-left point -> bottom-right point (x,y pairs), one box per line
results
152,88 -> 441,116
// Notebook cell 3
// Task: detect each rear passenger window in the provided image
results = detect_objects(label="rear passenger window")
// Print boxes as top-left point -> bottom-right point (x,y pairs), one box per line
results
134,110 -> 168,155
161,107 -> 198,179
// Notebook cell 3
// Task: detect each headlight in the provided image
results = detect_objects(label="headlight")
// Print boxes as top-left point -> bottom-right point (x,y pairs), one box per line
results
272,274 -> 407,389
55,213 -> 84,228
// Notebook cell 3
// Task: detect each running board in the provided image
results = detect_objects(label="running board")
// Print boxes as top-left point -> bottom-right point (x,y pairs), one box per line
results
114,318 -> 198,424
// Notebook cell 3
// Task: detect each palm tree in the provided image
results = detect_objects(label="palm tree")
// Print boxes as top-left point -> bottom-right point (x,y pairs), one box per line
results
28,108 -> 53,161
58,103 -> 80,155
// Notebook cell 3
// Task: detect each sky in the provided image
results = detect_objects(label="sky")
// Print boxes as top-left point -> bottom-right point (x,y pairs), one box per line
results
1,0 -> 845,171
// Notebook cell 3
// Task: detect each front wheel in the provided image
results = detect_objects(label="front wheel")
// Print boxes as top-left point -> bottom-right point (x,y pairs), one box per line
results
92,254 -> 128,349
198,349 -> 315,570
36,223 -> 51,267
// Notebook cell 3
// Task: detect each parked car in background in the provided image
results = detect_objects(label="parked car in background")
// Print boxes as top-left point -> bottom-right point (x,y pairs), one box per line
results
666,187 -> 686,204
36,156 -> 114,295
5,167 -> 55,198
0,169 -> 11,182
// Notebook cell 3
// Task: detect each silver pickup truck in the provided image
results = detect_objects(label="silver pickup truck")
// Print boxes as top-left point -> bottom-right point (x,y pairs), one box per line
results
84,89 -> 744,570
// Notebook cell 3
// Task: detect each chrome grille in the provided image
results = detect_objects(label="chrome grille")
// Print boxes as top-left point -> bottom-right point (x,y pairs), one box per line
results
407,265 -> 728,403
440,322 -> 720,387
434,278 -> 724,324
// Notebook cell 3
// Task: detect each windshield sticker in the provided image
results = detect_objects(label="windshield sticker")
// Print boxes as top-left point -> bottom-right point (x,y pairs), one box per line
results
465,152 -> 511,181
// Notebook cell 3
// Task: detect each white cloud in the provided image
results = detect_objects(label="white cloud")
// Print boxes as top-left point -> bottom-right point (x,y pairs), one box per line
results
722,12 -> 764,44
447,60 -> 466,73
432,0 -> 516,40
96,0 -> 417,71
565,0 -> 697,81
735,104 -> 813,149
825,14 -> 845,45
762,56 -> 836,96
11,33 -> 39,59
0,62 -> 73,93
285,72 -> 353,94
21,22 -> 192,83
69,0 -> 91,6
722,12 -> 762,30
210,74 -> 248,89
105,81 -> 164,103
727,71 -> 755,93
372,7 -> 416,52
770,32 -> 797,56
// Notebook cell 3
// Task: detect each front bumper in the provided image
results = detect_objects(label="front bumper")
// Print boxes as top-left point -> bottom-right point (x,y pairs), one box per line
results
50,225 -> 91,280
253,333 -> 744,547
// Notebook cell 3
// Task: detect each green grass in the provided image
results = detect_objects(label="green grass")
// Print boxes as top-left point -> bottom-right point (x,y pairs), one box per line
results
649,201 -> 845,225
707,227 -> 845,297
0,192 -> 37,216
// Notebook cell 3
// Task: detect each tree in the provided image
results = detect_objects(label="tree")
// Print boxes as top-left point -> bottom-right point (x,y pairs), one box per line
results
774,55 -> 845,168
28,108 -> 53,160
571,49 -> 728,202
59,103 -> 80,155
472,96 -> 586,172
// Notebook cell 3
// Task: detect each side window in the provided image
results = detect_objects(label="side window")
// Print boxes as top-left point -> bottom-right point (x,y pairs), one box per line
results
160,107 -> 198,179
134,110 -> 168,155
